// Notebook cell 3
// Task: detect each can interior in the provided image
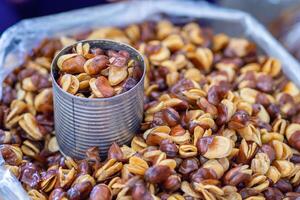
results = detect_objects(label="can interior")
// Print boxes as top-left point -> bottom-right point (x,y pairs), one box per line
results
51,39 -> 146,101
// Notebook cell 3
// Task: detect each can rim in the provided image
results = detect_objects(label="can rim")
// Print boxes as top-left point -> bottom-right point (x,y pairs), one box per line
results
51,39 -> 146,102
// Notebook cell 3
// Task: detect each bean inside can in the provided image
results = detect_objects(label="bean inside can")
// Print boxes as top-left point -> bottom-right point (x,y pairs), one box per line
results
56,42 -> 143,98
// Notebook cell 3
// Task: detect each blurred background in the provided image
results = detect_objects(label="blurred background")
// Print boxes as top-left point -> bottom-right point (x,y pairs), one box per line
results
1,0 -> 300,60
0,0 -> 298,31
0,0 -> 111,32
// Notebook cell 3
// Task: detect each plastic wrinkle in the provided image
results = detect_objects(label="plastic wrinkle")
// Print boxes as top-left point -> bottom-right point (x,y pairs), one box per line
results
0,153 -> 30,200
0,0 -> 300,199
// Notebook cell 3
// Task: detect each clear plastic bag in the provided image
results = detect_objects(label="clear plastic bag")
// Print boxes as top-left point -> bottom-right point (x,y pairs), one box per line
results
0,154 -> 30,200
0,0 -> 300,199
220,0 -> 300,25
269,5 -> 300,61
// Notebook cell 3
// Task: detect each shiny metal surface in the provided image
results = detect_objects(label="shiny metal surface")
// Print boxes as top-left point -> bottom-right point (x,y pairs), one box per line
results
51,40 -> 145,159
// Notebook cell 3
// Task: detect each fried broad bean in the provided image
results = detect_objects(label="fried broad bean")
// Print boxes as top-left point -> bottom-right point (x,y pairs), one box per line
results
0,145 -> 23,165
145,165 -> 172,184
89,184 -> 112,200
196,136 -> 233,159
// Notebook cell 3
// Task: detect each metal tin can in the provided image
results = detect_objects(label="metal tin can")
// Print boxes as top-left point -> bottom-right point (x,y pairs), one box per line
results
51,40 -> 145,159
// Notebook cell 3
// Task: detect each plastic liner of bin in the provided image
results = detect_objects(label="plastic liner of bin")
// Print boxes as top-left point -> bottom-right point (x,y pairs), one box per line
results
269,5 -> 300,61
0,0 -> 300,199
0,153 -> 30,200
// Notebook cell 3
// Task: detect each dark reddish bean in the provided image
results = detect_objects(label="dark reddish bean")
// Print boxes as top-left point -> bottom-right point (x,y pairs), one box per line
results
162,108 -> 180,127
178,158 -> 199,176
145,165 -> 172,184
159,139 -> 178,158
264,187 -> 283,200
273,179 -> 293,193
